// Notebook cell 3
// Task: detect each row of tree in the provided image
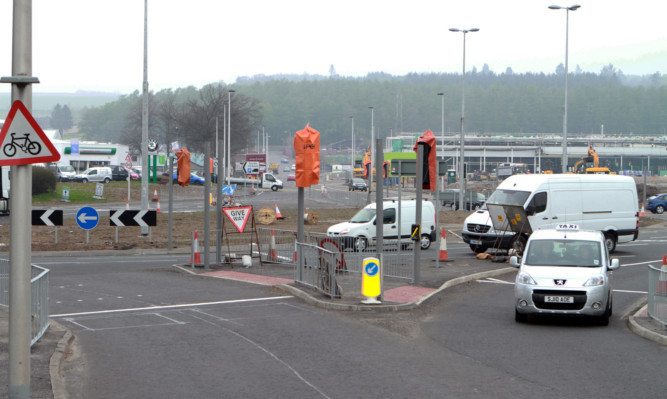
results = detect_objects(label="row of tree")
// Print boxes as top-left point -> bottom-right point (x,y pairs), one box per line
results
75,66 -> 667,154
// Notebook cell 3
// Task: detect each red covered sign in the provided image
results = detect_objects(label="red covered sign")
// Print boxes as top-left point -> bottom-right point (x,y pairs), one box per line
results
413,129 -> 437,191
293,124 -> 320,187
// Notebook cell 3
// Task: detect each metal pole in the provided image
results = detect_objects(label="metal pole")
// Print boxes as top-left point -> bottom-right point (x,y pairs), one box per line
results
413,145 -> 423,285
140,0 -> 149,235
367,107 -> 374,204
375,138 -> 384,256
350,116 -> 354,173
562,8 -> 570,173
227,89 -> 235,182
297,187 -> 304,281
216,130 -> 223,263
204,143 -> 211,270
398,161 -> 402,252
168,155 -> 174,250
459,32 -> 467,212
6,1 -> 33,396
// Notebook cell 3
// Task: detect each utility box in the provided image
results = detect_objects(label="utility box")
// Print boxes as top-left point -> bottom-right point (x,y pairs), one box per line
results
447,169 -> 457,184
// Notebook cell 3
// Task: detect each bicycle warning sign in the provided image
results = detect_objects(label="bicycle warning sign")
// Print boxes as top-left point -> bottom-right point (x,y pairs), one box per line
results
0,101 -> 61,166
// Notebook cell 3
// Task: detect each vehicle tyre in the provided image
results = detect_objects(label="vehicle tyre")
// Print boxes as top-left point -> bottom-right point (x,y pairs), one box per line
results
82,178 -> 88,183
470,244 -> 488,254
271,185 -> 278,192
420,234 -> 431,250
104,177 -> 111,183
515,309 -> 528,323
510,235 -> 527,256
354,237 -> 368,252
656,205 -> 665,214
596,304 -> 610,326
603,233 -> 617,253
348,187 -> 352,191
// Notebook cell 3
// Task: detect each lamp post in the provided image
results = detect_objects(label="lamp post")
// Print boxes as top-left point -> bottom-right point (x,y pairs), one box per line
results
449,27 -> 479,211
349,115 -> 355,173
549,4 -> 580,173
367,106 -> 374,204
227,89 -> 235,182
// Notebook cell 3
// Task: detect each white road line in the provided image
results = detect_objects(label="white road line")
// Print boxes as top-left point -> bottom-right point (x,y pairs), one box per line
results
51,296 -> 293,318
621,259 -> 665,268
614,289 -> 648,294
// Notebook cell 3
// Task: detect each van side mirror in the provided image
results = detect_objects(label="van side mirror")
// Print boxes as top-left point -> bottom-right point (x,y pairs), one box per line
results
609,258 -> 620,271
525,205 -> 535,216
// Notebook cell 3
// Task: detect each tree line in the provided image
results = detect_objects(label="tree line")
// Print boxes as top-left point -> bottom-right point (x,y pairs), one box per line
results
74,65 -> 667,155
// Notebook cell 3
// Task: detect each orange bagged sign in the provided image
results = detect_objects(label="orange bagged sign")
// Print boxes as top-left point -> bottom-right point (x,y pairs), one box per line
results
176,147 -> 191,187
413,129 -> 437,191
293,124 -> 320,187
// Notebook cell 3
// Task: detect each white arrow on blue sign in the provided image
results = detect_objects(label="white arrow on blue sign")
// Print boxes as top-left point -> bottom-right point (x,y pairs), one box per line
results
76,206 -> 99,230
222,184 -> 236,195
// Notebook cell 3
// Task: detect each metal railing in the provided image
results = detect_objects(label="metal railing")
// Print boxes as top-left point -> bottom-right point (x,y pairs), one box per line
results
0,259 -> 51,346
295,243 -> 340,298
647,264 -> 667,327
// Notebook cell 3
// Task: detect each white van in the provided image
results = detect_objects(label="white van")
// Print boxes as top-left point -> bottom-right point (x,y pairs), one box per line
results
462,174 -> 638,254
327,199 -> 436,251
73,167 -> 113,183
48,164 -> 76,181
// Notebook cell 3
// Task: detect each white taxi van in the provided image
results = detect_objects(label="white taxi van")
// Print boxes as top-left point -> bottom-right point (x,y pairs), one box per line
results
510,224 -> 620,325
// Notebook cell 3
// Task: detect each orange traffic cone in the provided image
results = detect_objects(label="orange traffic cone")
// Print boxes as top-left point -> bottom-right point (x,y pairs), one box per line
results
211,193 -> 216,205
190,230 -> 201,265
275,203 -> 285,220
268,229 -> 278,262
293,239 -> 298,263
639,203 -> 646,217
152,189 -> 158,202
658,254 -> 667,296
156,199 -> 161,213
126,199 -> 129,210
439,228 -> 451,261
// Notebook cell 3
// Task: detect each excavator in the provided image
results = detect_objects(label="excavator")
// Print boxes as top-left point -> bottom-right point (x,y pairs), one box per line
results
573,145 -> 612,174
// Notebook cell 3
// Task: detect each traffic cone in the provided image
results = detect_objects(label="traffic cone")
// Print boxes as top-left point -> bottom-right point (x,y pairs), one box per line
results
125,199 -> 129,210
639,203 -> 646,217
156,199 -> 161,213
190,230 -> 201,265
275,204 -> 285,220
293,240 -> 298,263
658,254 -> 667,296
268,229 -> 278,262
211,193 -> 216,205
152,189 -> 158,202
439,228 -> 451,261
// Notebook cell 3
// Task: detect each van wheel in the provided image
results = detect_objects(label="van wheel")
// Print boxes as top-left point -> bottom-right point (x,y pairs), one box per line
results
82,178 -> 88,183
354,237 -> 368,252
470,244 -> 488,254
604,233 -> 617,253
271,185 -> 278,191
420,235 -> 431,250
510,235 -> 527,256
104,177 -> 111,183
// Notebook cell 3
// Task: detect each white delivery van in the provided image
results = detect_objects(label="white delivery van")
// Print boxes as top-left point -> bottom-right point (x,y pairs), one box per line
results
462,174 -> 638,254
327,199 -> 436,251
73,167 -> 113,183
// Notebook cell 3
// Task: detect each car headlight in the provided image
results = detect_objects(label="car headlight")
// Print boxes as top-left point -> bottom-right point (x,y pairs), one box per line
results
517,271 -> 537,285
338,227 -> 351,235
584,275 -> 605,287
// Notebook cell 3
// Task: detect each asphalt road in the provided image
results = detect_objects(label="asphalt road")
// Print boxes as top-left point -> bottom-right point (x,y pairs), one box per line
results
36,226 -> 667,398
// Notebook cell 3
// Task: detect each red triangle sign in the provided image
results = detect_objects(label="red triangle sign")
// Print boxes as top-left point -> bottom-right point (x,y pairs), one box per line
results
0,100 -> 61,166
223,206 -> 253,233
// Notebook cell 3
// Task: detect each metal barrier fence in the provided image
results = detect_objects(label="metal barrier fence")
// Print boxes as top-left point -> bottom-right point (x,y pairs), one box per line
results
647,264 -> 667,327
0,259 -> 51,346
256,229 -> 415,281
295,243 -> 340,298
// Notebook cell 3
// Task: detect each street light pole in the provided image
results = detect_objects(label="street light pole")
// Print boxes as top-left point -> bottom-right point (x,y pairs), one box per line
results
550,4 -> 580,173
449,27 -> 479,211
227,89 -> 235,182
367,106 -> 374,204
349,115 -> 355,173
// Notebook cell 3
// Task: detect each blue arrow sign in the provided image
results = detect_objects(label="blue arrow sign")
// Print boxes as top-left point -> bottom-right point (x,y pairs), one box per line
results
222,184 -> 237,195
76,206 -> 99,230
364,261 -> 379,277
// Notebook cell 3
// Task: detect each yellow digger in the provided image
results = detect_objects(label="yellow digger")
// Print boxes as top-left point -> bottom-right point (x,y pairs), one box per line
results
573,145 -> 612,174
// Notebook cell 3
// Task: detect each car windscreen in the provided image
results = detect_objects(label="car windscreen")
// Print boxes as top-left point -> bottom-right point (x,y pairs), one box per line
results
352,179 -> 364,184
61,165 -> 75,172
524,239 -> 602,267
349,208 -> 375,223
485,189 -> 531,207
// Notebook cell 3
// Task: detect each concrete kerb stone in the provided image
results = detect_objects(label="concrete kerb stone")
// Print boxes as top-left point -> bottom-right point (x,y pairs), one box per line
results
49,320 -> 73,399
628,305 -> 667,346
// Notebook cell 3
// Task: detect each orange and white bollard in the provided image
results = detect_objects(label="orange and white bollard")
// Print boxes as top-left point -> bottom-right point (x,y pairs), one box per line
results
190,230 -> 201,265
156,199 -> 161,213
439,228 -> 451,261
152,189 -> 158,202
657,254 -> 667,296
268,229 -> 278,262
640,203 -> 646,217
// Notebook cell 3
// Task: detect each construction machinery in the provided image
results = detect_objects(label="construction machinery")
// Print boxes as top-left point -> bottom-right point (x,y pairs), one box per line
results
574,145 -> 612,174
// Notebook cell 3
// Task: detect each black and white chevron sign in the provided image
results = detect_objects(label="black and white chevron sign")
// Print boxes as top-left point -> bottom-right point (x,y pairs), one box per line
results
109,210 -> 157,227
32,210 -> 63,226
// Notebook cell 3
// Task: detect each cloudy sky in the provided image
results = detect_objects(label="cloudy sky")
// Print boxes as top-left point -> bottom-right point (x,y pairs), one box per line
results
1,0 -> 665,94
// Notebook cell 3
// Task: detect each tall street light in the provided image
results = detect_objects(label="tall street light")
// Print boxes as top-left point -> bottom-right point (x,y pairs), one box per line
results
449,27 -> 479,211
438,92 -> 444,187
549,4 -> 580,173
349,115 -> 355,173
227,89 -> 235,182
367,106 -> 374,204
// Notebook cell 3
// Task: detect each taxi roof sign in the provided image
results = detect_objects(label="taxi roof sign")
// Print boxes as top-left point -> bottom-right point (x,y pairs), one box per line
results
0,100 -> 61,166
556,223 -> 579,231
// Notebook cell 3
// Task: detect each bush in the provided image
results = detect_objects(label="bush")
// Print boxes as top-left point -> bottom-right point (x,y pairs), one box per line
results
32,166 -> 57,195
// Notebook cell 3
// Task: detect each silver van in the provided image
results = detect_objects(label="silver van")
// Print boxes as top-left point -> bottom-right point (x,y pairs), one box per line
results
73,167 -> 112,183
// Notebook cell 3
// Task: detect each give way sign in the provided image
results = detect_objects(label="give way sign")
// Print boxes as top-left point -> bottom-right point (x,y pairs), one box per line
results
0,101 -> 60,166
223,206 -> 252,233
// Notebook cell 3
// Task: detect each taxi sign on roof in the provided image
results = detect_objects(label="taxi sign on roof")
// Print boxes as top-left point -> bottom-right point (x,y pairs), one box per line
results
556,223 -> 579,231
0,100 -> 61,166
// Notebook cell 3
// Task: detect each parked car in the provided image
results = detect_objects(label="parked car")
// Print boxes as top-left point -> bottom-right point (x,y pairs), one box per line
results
112,166 -> 140,181
646,193 -> 667,214
162,172 -> 205,185
348,178 -> 367,191
281,158 -> 289,164
73,167 -> 113,183
283,166 -> 290,173
287,174 -> 296,181
510,224 -> 619,325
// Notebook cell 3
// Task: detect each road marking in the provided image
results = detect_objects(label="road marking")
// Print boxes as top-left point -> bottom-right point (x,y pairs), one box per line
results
51,295 -> 293,318
621,259 -> 665,268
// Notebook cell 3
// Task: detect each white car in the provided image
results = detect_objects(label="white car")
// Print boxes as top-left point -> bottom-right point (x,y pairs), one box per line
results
510,224 -> 620,325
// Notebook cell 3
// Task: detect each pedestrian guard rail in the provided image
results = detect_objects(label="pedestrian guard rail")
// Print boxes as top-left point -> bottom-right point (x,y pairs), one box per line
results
647,264 -> 667,327
0,259 -> 50,346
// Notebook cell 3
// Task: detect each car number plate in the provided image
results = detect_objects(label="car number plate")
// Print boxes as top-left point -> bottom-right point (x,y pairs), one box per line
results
545,296 -> 574,303
471,240 -> 482,245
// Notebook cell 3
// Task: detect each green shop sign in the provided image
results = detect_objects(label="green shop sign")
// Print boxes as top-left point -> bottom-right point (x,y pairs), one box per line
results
64,147 -> 117,155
